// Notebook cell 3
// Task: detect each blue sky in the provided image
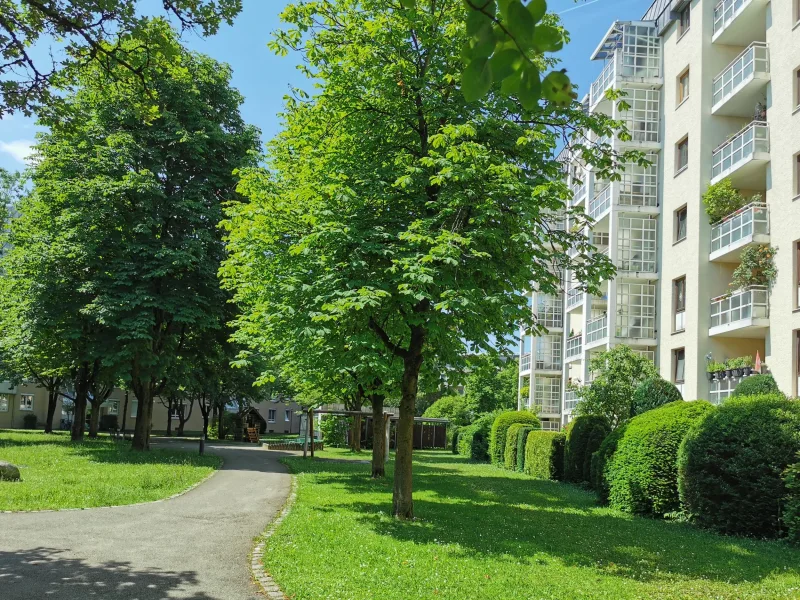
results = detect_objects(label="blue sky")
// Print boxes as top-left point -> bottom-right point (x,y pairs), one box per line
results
0,0 -> 651,173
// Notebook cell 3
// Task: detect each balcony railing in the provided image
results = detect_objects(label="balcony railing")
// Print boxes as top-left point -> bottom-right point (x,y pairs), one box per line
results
540,420 -> 562,431
710,286 -> 769,329
590,59 -> 615,107
564,390 -> 579,412
535,353 -> 562,371
710,202 -> 768,255
520,353 -> 531,371
713,0 -> 753,36
570,178 -> 587,206
712,42 -> 769,108
589,184 -> 611,219
565,335 -> 582,359
711,121 -> 769,181
586,314 -> 608,344
566,287 -> 583,310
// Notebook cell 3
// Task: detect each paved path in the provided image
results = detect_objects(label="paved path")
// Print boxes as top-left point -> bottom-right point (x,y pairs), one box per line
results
0,439 -> 292,600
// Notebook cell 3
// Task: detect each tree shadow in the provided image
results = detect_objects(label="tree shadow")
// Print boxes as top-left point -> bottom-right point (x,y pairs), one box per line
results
0,547 -> 222,599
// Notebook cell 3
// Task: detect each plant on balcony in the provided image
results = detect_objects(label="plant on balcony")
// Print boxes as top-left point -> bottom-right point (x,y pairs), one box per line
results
706,361 -> 725,381
702,178 -> 747,224
730,244 -> 778,290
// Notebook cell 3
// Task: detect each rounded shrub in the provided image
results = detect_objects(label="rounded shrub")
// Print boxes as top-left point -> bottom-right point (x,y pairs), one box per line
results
504,423 -> 529,471
678,394 -> 800,538
731,373 -> 782,397
524,430 -> 566,480
564,415 -> 610,484
631,377 -> 682,416
603,400 -> 715,516
590,425 -> 626,499
489,410 -> 539,467
515,426 -> 536,473
456,412 -> 497,461
785,457 -> 800,545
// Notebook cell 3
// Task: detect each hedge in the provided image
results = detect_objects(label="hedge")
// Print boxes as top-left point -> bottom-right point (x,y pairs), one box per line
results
678,394 -> 800,538
524,430 -> 566,480
503,423 -> 528,471
515,426 -> 536,473
603,400 -> 715,516
785,457 -> 800,545
731,373 -> 782,397
456,413 -> 497,461
631,377 -> 682,417
564,415 -> 610,484
489,410 -> 539,467
590,425 -> 626,499
450,426 -> 460,454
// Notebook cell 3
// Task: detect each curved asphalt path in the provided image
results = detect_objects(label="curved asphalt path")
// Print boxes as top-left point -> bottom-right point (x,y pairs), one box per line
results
0,439 -> 292,600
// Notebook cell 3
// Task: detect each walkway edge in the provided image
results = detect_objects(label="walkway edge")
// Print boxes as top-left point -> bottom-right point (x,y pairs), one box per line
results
251,473 -> 298,600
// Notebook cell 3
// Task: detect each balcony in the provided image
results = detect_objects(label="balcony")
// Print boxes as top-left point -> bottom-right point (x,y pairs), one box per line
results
712,43 -> 769,117
709,286 -> 769,337
585,315 -> 608,347
710,202 -> 769,262
520,353 -> 531,372
565,335 -> 583,361
540,420 -> 562,431
590,59 -> 615,110
570,178 -> 587,207
712,0 -> 768,46
710,121 -> 769,188
589,184 -> 611,220
564,390 -> 579,413
566,287 -> 584,311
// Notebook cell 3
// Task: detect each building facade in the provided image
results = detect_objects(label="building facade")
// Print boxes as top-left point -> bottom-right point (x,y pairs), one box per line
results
519,0 -> 800,427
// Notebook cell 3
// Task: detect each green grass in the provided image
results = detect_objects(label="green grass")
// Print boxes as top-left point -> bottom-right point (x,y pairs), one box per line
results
264,449 -> 800,600
0,430 -> 221,511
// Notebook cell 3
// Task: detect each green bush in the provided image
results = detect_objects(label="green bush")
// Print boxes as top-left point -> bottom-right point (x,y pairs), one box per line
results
590,425 -> 626,499
678,394 -> 800,538
456,412 -> 497,461
785,457 -> 800,545
320,415 -> 349,447
22,414 -> 37,429
731,374 -> 782,398
515,426 -> 536,473
564,415 -> 610,484
422,394 -> 471,427
504,423 -> 526,470
631,377 -> 682,417
524,430 -> 566,480
702,178 -> 746,224
489,410 -> 539,467
603,400 -> 715,516
450,427 -> 460,454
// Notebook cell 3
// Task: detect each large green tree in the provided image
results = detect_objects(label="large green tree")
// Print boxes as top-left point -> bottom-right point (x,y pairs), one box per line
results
463,355 -> 518,414
222,0 -> 636,518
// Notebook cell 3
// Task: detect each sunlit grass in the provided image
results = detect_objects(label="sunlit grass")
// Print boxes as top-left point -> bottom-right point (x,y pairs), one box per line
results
0,430 -> 221,511
264,449 -> 800,600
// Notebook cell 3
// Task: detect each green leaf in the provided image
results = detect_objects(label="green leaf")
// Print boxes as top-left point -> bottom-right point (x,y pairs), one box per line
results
532,24 -> 563,52
517,65 -> 541,110
489,48 -> 522,82
499,68 -> 522,96
462,57 -> 493,101
465,8 -> 493,36
506,1 -> 535,45
399,0 -> 416,9
526,0 -> 547,23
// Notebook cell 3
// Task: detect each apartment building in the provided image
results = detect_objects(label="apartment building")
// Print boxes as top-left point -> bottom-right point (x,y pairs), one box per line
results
519,0 -> 800,427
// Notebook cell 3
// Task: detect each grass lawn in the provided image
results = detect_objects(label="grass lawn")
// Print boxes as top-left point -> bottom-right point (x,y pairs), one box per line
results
0,430 -> 221,511
264,449 -> 800,600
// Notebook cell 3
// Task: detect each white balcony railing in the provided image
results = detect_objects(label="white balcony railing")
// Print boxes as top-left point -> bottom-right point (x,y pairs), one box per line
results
710,286 -> 769,329
520,353 -> 531,371
589,184 -> 611,219
564,390 -> 579,412
586,314 -> 608,344
540,420 -> 562,431
590,59 -> 616,107
565,335 -> 582,359
712,42 -> 769,108
566,287 -> 583,310
711,121 -> 769,181
713,0 -> 750,36
710,202 -> 768,255
570,179 -> 587,206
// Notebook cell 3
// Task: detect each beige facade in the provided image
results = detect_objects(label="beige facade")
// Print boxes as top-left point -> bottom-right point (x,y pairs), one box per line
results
519,0 -> 800,427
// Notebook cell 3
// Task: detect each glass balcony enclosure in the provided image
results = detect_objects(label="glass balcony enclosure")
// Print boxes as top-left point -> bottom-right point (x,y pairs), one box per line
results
712,0 -> 768,46
616,282 -> 657,339
618,154 -> 659,208
712,42 -> 769,116
710,202 -> 769,261
586,314 -> 608,344
590,183 -> 612,219
710,286 -> 769,335
535,335 -> 562,371
532,376 -> 561,415
617,216 -> 658,273
711,121 -> 769,186
567,286 -> 584,310
535,294 -> 563,330
520,353 -> 531,372
564,389 -> 579,412
565,335 -> 583,360
620,89 -> 661,144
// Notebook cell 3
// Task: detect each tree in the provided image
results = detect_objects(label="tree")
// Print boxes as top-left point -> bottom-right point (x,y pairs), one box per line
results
574,345 -> 659,428
0,1 -> 243,116
11,22 -> 259,449
224,0 -> 635,519
422,395 -> 471,427
464,355 -> 518,414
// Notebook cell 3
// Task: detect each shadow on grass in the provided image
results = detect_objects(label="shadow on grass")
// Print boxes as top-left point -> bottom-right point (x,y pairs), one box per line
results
287,454 -> 800,587
0,547 -> 220,600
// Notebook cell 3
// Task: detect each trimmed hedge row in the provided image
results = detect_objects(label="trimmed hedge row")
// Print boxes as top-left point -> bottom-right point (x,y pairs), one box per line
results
785,457 -> 800,545
564,415 -> 610,484
456,413 -> 496,461
489,411 -> 539,466
524,430 -> 566,480
503,423 -> 528,470
603,400 -> 714,516
515,426 -> 536,473
678,393 -> 800,538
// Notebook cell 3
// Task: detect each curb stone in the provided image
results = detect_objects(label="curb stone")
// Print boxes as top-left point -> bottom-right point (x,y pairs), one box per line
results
251,475 -> 298,599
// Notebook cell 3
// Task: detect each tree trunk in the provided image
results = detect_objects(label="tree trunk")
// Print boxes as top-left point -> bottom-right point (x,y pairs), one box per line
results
70,365 -> 89,442
121,390 -> 129,436
310,408 -> 315,458
350,413 -> 362,452
393,349 -> 423,520
217,406 -> 224,440
370,394 -> 386,478
165,396 -> 174,437
131,384 -> 154,451
44,389 -> 58,434
88,403 -> 101,438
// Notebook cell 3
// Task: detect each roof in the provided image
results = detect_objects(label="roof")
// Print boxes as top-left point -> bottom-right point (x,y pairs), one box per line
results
590,21 -> 624,61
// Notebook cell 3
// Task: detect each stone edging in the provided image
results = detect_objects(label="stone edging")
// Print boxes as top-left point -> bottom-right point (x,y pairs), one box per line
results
0,459 -> 222,514
250,474 -> 298,599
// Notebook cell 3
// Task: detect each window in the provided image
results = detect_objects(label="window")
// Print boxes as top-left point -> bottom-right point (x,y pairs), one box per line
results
677,68 -> 690,105
795,67 -> 800,109
285,410 -> 292,422
19,394 -> 34,411
796,241 -> 800,308
795,153 -> 800,198
0,394 -> 9,412
268,409 -> 276,423
131,400 -> 138,418
673,348 -> 686,396
170,405 -> 182,419
675,136 -> 689,173
673,277 -> 686,332
678,4 -> 690,37
796,0 -> 800,26
675,206 -> 688,242
107,401 -> 119,416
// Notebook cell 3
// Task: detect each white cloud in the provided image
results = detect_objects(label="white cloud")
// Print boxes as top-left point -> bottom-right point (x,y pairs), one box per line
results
0,140 -> 35,164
